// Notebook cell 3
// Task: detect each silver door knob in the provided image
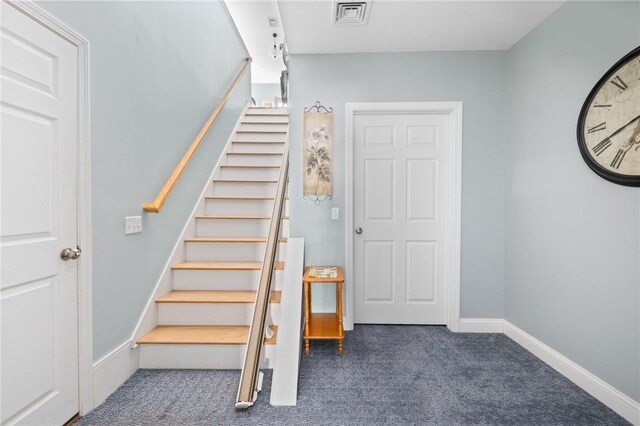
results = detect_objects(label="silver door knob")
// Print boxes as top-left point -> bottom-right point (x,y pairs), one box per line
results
354,227 -> 363,234
60,246 -> 81,261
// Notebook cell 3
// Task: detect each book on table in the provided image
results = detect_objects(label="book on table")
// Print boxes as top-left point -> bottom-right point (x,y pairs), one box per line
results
308,266 -> 338,279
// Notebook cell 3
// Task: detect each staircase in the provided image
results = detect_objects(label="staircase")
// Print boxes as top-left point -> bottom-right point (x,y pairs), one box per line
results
137,107 -> 289,369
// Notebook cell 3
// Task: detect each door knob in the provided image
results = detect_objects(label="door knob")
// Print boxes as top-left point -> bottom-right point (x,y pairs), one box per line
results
354,227 -> 363,234
60,246 -> 81,261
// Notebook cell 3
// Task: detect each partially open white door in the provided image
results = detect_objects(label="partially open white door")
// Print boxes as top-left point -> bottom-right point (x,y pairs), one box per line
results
1,3 -> 80,424
353,111 -> 452,324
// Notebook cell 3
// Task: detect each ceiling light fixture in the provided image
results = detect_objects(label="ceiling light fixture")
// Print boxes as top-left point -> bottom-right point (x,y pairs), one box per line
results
269,33 -> 282,59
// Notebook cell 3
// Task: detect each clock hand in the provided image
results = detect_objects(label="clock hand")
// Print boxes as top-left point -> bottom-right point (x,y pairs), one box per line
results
599,114 -> 640,144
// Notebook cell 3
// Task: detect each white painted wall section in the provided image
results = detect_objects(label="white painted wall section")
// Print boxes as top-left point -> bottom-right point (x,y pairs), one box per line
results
270,238 -> 305,406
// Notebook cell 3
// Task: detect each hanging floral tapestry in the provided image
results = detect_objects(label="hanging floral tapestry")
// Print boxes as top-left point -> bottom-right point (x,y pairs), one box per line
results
303,109 -> 333,200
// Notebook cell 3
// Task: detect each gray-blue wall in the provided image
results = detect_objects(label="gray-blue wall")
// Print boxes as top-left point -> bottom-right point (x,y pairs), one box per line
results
252,83 -> 281,104
38,0 -> 250,361
288,1 -> 639,401
289,52 -> 507,316
504,1 -> 640,400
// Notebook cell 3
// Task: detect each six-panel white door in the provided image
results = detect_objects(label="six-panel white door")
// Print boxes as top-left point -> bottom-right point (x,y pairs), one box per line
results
353,112 -> 451,324
1,3 -> 80,424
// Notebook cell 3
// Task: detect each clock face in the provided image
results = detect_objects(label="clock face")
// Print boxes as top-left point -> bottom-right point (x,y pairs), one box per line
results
578,46 -> 640,186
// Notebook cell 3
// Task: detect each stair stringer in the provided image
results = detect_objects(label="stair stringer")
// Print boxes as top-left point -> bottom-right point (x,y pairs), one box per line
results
129,101 -> 250,349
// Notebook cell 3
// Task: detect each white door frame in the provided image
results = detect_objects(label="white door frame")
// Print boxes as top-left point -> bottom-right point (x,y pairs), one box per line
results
5,0 -> 94,415
345,102 -> 462,332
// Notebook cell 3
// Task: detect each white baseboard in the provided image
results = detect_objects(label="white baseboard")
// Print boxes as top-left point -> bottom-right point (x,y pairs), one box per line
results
92,341 -> 140,409
502,320 -> 640,425
458,318 -> 504,333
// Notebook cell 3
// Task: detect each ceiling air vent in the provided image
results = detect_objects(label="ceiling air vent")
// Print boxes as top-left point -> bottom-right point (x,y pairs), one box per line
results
332,1 -> 372,26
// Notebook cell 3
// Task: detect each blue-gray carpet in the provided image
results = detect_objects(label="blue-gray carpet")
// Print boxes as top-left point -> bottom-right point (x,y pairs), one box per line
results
78,325 -> 627,425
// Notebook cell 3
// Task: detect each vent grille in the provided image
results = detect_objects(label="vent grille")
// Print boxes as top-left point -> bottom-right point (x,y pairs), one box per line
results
333,1 -> 371,25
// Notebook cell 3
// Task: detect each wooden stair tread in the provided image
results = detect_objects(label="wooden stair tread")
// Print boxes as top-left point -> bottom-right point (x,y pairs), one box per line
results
172,261 -> 285,270
236,130 -> 287,134
226,152 -> 283,156
196,216 -> 271,220
137,325 -> 277,345
220,165 -> 280,168
213,179 -> 278,183
195,215 -> 289,220
206,196 -> 275,200
232,141 -> 286,144
206,196 -> 288,201
184,237 -> 288,243
156,290 -> 281,304
241,121 -> 288,125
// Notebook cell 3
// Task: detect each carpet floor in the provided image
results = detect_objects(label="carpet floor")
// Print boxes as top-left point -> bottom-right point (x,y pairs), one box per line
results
78,325 -> 627,425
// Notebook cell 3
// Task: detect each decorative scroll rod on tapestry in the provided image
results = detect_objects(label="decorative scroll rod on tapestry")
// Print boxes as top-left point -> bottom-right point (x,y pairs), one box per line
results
304,100 -> 333,114
303,101 -> 333,205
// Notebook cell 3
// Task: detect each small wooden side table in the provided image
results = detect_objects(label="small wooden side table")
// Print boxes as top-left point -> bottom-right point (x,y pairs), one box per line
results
302,266 -> 345,356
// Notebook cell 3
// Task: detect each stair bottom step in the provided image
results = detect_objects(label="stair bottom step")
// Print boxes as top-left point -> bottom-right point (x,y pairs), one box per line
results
138,325 -> 277,369
139,343 -> 276,369
138,325 -> 277,345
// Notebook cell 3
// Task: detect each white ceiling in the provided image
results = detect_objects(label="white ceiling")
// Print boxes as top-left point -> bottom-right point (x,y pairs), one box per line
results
277,0 -> 565,54
225,0 -> 287,84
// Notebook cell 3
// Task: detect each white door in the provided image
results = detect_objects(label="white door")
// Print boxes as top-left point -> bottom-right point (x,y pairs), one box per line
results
353,111 -> 451,324
1,3 -> 80,424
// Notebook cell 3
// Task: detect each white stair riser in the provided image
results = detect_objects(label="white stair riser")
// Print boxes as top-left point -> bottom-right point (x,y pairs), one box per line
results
173,270 -> 284,290
196,218 -> 269,237
158,303 -> 280,325
243,115 -> 288,124
218,167 -> 280,180
239,123 -> 288,132
139,344 -> 276,369
225,153 -> 283,166
231,142 -> 284,153
205,199 -> 288,216
212,181 -> 277,197
247,108 -> 288,114
235,132 -> 286,143
186,242 -> 285,262
196,218 -> 289,237
205,198 -> 275,216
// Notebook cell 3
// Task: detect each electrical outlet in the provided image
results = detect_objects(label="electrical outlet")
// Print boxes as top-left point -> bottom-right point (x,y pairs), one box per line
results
331,207 -> 339,221
125,216 -> 142,235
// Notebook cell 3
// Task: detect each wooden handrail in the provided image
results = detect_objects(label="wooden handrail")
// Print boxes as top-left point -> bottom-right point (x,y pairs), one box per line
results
143,58 -> 252,213
236,136 -> 289,409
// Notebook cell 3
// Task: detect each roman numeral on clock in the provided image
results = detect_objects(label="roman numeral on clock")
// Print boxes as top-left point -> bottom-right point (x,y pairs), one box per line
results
610,148 -> 626,169
610,75 -> 628,92
587,122 -> 606,133
592,138 -> 612,156
593,102 -> 612,110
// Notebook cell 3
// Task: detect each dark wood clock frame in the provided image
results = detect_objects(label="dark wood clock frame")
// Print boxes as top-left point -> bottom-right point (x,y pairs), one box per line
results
576,46 -> 640,187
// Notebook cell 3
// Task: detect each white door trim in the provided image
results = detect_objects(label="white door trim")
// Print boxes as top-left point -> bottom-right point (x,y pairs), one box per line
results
5,0 -> 94,415
345,102 -> 462,332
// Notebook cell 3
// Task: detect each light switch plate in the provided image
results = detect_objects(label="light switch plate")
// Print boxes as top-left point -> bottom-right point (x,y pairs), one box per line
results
331,207 -> 339,220
125,216 -> 142,235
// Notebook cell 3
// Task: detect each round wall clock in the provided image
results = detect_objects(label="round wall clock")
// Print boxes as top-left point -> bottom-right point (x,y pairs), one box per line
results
577,46 -> 640,186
